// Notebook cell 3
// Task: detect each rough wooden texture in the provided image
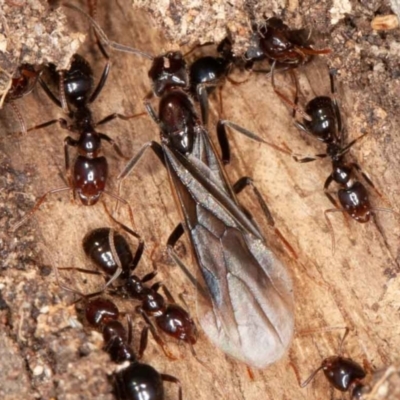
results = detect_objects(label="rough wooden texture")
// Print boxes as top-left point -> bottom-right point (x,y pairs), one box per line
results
0,0 -> 400,399
0,0 -> 84,102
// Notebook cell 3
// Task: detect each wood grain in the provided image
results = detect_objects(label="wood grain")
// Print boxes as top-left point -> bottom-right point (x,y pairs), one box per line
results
1,1 -> 399,399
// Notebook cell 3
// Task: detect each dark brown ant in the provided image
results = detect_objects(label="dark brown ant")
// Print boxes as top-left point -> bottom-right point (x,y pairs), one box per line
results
279,69 -> 394,249
3,64 -> 41,134
81,296 -> 183,400
244,17 -> 331,117
301,329 -> 368,399
69,222 -> 198,360
12,48 -> 141,231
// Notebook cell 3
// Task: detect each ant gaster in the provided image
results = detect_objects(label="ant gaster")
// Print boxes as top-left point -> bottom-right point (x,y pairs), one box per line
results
82,223 -> 198,359
301,329 -> 368,399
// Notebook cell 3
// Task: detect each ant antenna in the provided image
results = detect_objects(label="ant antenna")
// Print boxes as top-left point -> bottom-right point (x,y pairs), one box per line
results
62,2 -> 154,60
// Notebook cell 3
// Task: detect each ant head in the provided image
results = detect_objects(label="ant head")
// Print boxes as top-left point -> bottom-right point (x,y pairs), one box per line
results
149,51 -> 189,96
83,228 -> 134,277
85,297 -> 119,327
7,64 -> 39,101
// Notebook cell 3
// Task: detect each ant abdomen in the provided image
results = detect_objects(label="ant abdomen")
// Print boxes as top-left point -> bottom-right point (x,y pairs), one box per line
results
73,156 -> 108,206
338,182 -> 371,223
322,356 -> 366,392
83,228 -> 134,276
114,362 -> 164,400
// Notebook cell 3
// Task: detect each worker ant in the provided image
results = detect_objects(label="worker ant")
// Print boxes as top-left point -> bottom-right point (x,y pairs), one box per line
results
276,68 -> 394,249
11,43 -> 143,231
3,64 -> 41,135
245,17 -> 332,119
301,328 -> 369,399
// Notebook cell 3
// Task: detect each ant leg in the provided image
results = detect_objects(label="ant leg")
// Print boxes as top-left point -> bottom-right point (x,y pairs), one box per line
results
216,119 -> 231,164
325,208 -> 347,254
329,69 -> 344,145
11,187 -> 71,232
143,92 -> 161,125
9,101 -> 27,135
115,141 -> 164,214
152,282 -> 176,304
196,83 -> 210,126
183,41 -> 214,57
89,59 -> 111,104
338,327 -> 350,356
160,374 -> 183,400
324,175 -> 340,208
102,191 -> 136,230
300,363 -> 325,388
216,119 -> 292,164
136,306 -> 177,360
58,266 -> 104,276
5,118 -> 71,141
339,133 -> 368,156
64,136 -> 79,177
98,132 -> 126,158
62,3 -> 154,60
118,141 -> 165,182
166,224 -> 208,300
126,314 -> 133,345
270,61 -> 311,121
292,151 -> 327,163
233,176 -> 297,259
138,325 -> 149,359
218,85 -> 224,118
58,70 -> 69,113
95,111 -> 146,127
350,163 -> 382,197
39,77 -> 62,108
289,68 -> 299,119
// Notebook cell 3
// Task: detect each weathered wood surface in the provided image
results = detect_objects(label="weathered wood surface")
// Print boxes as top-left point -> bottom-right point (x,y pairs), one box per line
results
1,1 -> 400,399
